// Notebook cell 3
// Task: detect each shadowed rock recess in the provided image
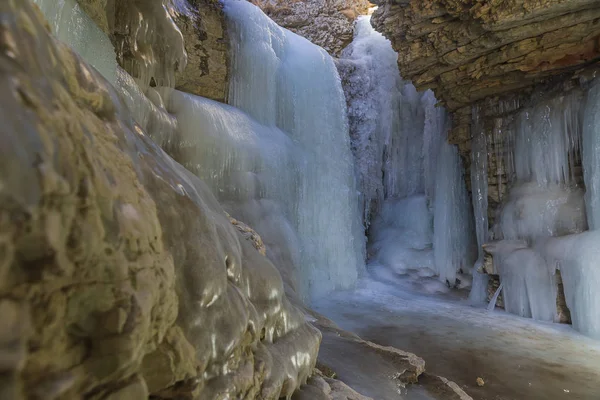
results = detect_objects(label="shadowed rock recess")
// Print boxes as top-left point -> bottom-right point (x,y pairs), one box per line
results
0,1 -> 474,399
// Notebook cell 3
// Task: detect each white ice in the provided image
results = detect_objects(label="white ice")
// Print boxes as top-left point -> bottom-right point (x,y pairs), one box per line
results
32,0 -> 118,83
224,0 -> 366,300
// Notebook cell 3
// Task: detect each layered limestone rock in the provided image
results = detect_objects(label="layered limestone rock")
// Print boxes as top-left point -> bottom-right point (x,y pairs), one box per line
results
0,2 -> 320,398
371,0 -> 600,159
251,0 -> 370,56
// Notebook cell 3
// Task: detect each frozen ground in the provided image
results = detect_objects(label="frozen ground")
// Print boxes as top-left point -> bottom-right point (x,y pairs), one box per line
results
313,265 -> 600,400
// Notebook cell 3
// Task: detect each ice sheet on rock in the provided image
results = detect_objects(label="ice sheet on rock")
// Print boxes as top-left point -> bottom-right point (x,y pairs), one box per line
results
223,0 -> 366,300
32,0 -> 118,83
2,2 -> 322,396
116,68 -> 178,147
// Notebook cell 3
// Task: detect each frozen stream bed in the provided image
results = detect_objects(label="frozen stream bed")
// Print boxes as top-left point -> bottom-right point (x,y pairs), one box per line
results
313,266 -> 600,400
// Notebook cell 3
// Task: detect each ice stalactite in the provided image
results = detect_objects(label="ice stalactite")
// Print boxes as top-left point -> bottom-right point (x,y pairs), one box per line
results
489,90 -> 587,324
469,107 -> 491,303
433,142 -> 477,288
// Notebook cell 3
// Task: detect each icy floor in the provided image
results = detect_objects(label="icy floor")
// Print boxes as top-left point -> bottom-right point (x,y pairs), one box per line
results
313,265 -> 600,400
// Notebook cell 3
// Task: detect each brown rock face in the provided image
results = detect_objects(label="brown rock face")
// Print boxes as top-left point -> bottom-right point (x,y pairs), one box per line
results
1,2 -> 320,398
76,0 -> 229,100
372,0 -> 600,110
251,0 -> 370,56
174,0 -> 230,101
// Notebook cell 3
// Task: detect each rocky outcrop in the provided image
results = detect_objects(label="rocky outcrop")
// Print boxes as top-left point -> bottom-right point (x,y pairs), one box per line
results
174,0 -> 230,101
371,0 -> 600,158
76,0 -> 229,100
308,311 -> 474,400
1,2 -> 320,398
78,0 -> 187,88
251,0 -> 370,56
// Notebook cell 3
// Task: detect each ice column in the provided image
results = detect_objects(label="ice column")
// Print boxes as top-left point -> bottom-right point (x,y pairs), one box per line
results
469,107 -> 490,303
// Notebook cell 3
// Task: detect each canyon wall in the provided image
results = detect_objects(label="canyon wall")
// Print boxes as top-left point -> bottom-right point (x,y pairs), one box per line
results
1,1 -> 321,398
371,0 -> 600,218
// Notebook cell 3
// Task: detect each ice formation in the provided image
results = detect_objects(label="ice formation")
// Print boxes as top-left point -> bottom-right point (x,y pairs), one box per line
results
35,0 -> 366,301
433,142 -> 477,286
6,1 -> 323,397
487,90 -> 590,325
369,196 -> 435,276
32,0 -> 119,83
469,107 -> 491,303
530,80 -> 600,338
583,81 -> 600,230
223,0 -> 366,300
486,242 -> 557,321
338,16 -> 446,227
342,15 -> 474,289
539,232 -> 600,339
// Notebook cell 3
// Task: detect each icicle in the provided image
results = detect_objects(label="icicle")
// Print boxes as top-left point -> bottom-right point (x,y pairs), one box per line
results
469,106 -> 490,303
583,81 -> 600,229
433,142 -> 477,287
487,282 -> 503,312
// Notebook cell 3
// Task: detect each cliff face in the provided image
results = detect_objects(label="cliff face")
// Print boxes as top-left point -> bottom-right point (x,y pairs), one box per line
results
1,2 -> 319,398
77,0 -> 229,101
371,0 -> 600,154
251,0 -> 370,56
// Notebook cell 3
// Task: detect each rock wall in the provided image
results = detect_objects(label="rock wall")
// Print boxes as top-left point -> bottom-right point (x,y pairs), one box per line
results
251,0 -> 370,56
174,0 -> 230,101
1,2 -> 320,398
371,0 -> 600,219
76,0 -> 229,100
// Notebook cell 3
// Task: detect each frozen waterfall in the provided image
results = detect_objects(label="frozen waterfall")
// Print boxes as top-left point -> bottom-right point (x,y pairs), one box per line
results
222,0 -> 366,300
338,16 -> 446,228
341,14 -> 475,290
